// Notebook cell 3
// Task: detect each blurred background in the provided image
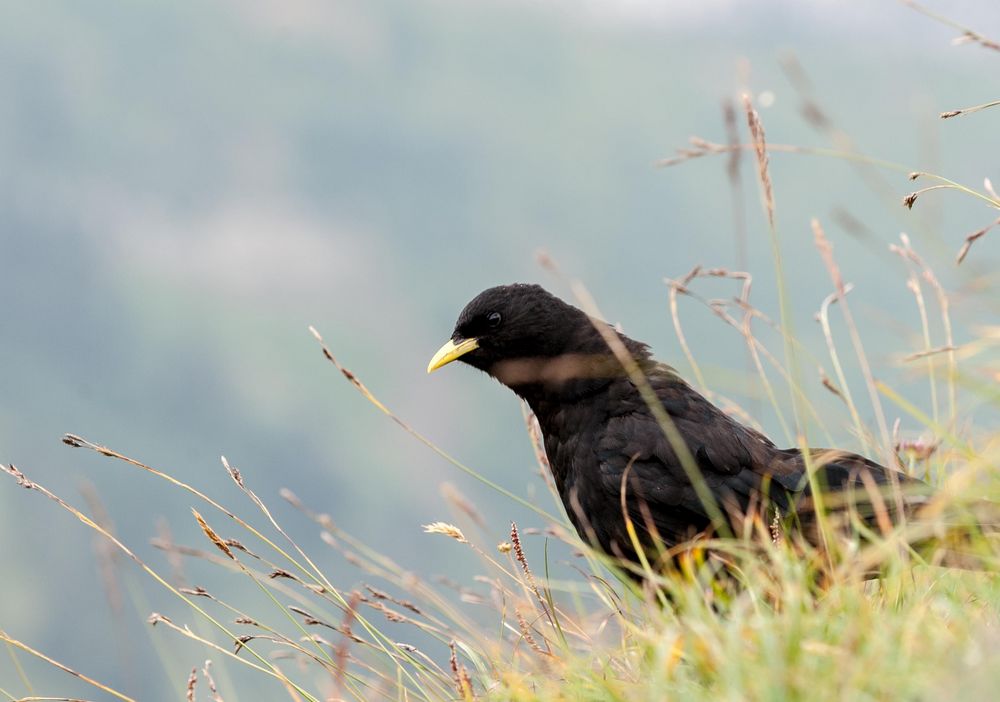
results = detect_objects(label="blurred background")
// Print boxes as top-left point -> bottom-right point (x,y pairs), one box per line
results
1,0 -> 996,698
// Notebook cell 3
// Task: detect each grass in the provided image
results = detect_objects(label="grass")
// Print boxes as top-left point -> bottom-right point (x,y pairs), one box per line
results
3,6 -> 1000,701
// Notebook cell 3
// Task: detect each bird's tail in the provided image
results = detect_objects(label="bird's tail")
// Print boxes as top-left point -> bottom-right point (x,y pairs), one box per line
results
908,499 -> 1000,571
775,448 -> 1000,572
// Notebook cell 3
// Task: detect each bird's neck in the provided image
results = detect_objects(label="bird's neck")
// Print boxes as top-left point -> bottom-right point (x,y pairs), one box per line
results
491,332 -> 653,404
510,374 -> 615,410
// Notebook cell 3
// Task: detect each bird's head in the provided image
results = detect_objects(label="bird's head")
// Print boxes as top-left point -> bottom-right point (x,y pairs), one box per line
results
427,284 -> 649,396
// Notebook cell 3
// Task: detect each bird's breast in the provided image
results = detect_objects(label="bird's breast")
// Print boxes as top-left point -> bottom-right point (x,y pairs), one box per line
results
532,399 -> 613,497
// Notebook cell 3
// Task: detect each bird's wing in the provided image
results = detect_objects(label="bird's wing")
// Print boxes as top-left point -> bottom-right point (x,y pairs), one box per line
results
594,366 -> 924,546
593,369 -> 789,544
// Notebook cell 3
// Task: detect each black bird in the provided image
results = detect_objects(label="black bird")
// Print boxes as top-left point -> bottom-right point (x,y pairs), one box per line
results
427,284 -> 978,577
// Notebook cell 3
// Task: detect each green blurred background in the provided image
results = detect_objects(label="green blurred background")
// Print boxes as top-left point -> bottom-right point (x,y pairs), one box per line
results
1,0 -> 996,698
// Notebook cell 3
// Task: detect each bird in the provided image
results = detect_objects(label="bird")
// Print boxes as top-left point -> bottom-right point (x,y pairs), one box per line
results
427,283 -> 989,580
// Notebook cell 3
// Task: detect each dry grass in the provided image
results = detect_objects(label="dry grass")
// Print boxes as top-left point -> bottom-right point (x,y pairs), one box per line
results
900,0 -> 1000,53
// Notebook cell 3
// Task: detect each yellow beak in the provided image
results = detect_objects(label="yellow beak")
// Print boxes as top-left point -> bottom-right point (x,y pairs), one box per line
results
427,337 -> 480,373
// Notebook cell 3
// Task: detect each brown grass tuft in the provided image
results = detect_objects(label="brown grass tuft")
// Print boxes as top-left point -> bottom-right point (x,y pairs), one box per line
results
510,522 -> 543,609
449,641 -> 474,702
193,509 -> 236,561
202,660 -> 223,702
956,217 -> 1000,264
515,607 -> 552,658
422,521 -> 467,543
186,666 -> 197,702
742,93 -> 775,227
902,0 -> 1000,52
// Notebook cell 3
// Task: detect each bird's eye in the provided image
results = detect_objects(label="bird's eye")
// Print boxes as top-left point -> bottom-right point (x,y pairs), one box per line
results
487,312 -> 502,329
